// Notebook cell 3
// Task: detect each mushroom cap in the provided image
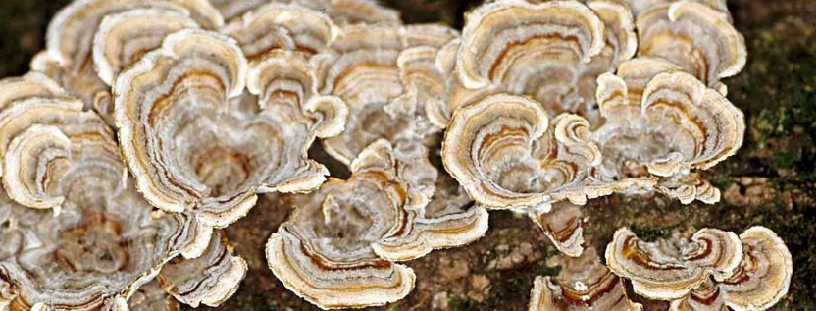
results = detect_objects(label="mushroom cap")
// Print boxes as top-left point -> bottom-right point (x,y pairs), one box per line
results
267,139 -> 485,309
529,248 -> 642,311
221,2 -> 337,62
0,99 -> 199,310
592,61 -> 744,203
533,202 -> 585,257
605,227 -> 744,300
319,24 -> 458,165
441,93 -> 602,210
158,231 -> 247,308
115,30 -> 340,234
636,0 -> 745,91
34,0 -> 224,122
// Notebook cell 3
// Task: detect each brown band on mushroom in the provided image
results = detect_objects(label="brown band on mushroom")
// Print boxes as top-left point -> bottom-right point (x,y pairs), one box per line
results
529,248 -> 642,311
207,0 -> 270,21
656,173 -> 721,205
533,202 -> 585,257
441,93 -> 602,210
158,231 -> 247,308
222,3 -> 336,62
604,227 -> 743,300
636,1 -> 745,92
626,0 -> 730,18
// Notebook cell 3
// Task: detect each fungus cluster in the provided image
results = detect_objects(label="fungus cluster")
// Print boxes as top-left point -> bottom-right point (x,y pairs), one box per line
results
0,0 -> 794,310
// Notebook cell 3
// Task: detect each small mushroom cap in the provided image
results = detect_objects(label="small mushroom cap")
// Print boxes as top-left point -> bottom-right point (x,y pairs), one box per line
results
92,8 -> 200,86
441,93 -> 601,210
456,0 -> 605,90
35,0 -> 224,121
636,0 -> 745,90
533,202 -> 585,257
668,227 -> 792,311
222,3 -> 336,62
158,231 -> 247,308
717,227 -> 793,311
529,248 -> 642,311
605,227 -> 744,300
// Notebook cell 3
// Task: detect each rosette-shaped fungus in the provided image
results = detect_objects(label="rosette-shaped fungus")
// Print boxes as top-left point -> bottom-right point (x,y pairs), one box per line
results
455,0 -> 637,124
267,139 -> 486,309
592,58 -> 744,203
158,231 -> 247,308
221,3 -> 337,62
31,0 -> 224,123
114,30 -> 346,243
669,227 -> 793,311
529,248 -> 642,311
0,97 -> 201,310
319,24 -> 458,164
604,228 -> 744,300
441,93 -> 603,210
634,0 -> 745,93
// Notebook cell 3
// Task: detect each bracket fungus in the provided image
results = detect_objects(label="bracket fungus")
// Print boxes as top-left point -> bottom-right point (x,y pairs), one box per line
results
114,29 -> 346,243
634,0 -> 745,93
30,0 -> 224,123
592,58 -> 744,203
529,248 -> 642,311
0,96 -> 200,310
221,3 -> 337,62
606,227 -> 792,311
532,202 -> 586,257
267,139 -> 486,309
441,93 -> 604,210
605,227 -> 744,300
669,227 -> 793,311
319,24 -> 459,165
455,0 -> 638,125
158,231 -> 247,308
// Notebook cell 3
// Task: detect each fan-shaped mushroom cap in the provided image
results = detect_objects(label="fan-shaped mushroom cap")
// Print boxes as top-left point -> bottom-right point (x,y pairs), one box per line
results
605,227 -> 743,300
32,0 -> 224,123
455,0 -> 638,126
92,9 -> 200,86
267,139 -> 483,309
158,231 -> 247,308
207,0 -> 269,21
626,0 -> 730,18
669,227 -> 792,311
457,0 -> 605,90
0,101 -> 199,311
129,281 -> 180,311
441,93 -> 603,210
533,202 -> 585,257
529,248 -> 642,311
115,30 -> 343,233
319,24 -> 458,165
636,1 -> 745,92
222,3 -> 336,62
592,62 -> 744,203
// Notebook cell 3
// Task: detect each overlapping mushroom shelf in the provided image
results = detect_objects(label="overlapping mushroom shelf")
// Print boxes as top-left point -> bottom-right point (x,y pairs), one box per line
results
0,0 -> 794,310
